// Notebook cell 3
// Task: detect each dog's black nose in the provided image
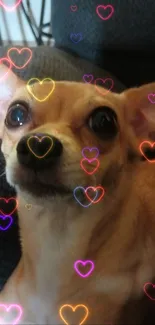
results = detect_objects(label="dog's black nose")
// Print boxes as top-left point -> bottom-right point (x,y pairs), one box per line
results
17,133 -> 63,169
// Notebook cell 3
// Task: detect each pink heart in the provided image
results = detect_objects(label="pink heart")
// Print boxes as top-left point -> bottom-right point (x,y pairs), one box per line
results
70,5 -> 77,12
96,5 -> 114,21
95,78 -> 114,95
0,304 -> 23,324
7,47 -> 32,69
0,0 -> 22,12
74,260 -> 94,278
148,93 -> 155,104
0,57 -> 12,81
83,74 -> 94,83
82,147 -> 99,160
143,282 -> 155,300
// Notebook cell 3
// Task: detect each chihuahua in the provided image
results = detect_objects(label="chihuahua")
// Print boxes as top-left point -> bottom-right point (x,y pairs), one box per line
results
0,64 -> 155,325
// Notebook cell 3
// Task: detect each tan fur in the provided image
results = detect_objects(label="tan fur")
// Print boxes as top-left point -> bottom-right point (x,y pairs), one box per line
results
0,65 -> 155,324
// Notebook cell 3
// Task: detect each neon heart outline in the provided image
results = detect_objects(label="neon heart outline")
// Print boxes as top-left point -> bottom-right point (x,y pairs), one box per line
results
143,282 -> 155,300
25,204 -> 32,210
73,186 -> 98,207
139,141 -> 155,163
0,197 -> 18,216
59,304 -> 89,325
70,33 -> 83,44
74,260 -> 94,278
70,5 -> 78,11
0,0 -> 22,12
0,57 -> 12,81
94,78 -> 114,95
0,304 -> 23,325
82,147 -> 99,160
148,93 -> 155,104
0,215 -> 13,231
96,4 -> 114,21
80,158 -> 100,175
83,74 -> 94,83
85,186 -> 105,204
26,78 -> 55,102
27,135 -> 54,159
7,47 -> 32,69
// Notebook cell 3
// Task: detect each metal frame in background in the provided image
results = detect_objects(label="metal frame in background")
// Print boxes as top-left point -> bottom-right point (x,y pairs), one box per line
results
0,0 -> 53,46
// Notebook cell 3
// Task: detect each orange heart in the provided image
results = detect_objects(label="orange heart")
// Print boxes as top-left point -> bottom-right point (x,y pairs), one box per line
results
7,47 -> 32,69
85,186 -> 105,204
59,304 -> 89,325
80,158 -> 100,175
27,136 -> 54,159
139,141 -> 155,163
26,78 -> 55,102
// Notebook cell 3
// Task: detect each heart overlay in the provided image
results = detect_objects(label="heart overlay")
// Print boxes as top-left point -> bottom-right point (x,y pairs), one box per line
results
143,282 -> 155,300
59,304 -> 89,325
0,197 -> 18,216
7,47 -> 32,69
139,141 -> 155,163
80,158 -> 100,175
0,304 -> 23,325
73,186 -> 105,207
82,147 -> 99,160
26,78 -> 55,102
148,93 -> 155,104
0,0 -> 22,12
70,33 -> 83,43
96,5 -> 114,21
27,135 -> 54,159
83,74 -> 94,83
74,260 -> 94,278
0,215 -> 13,231
95,78 -> 114,95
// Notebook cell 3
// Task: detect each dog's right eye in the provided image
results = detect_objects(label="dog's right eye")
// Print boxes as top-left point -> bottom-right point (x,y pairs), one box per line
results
5,102 -> 31,129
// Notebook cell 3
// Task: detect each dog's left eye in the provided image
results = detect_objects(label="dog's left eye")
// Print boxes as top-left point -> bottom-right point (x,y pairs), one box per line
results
5,102 -> 31,128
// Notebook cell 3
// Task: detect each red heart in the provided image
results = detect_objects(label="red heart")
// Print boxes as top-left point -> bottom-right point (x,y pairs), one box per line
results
85,186 -> 105,204
139,141 -> 155,163
143,282 -> 155,300
94,78 -> 114,95
80,158 -> 100,175
96,5 -> 114,21
0,197 -> 18,216
7,47 -> 32,69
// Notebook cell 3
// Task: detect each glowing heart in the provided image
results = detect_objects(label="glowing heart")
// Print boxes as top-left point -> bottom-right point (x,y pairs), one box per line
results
0,215 -> 13,231
139,141 -> 155,163
96,4 -> 114,21
59,304 -> 89,325
27,135 -> 54,159
0,57 -> 12,81
148,93 -> 155,104
0,0 -> 22,11
74,260 -> 94,278
83,74 -> 94,83
25,204 -> 32,210
143,282 -> 155,300
82,147 -> 99,160
73,186 -> 98,207
70,33 -> 83,43
26,78 -> 55,102
95,78 -> 114,95
80,158 -> 100,175
70,5 -> 77,12
0,304 -> 23,324
7,47 -> 32,69
85,186 -> 105,204
0,197 -> 18,216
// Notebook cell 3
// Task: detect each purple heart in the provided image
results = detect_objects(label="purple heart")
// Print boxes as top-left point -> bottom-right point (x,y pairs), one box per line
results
70,33 -> 83,44
148,93 -> 155,104
0,215 -> 13,231
82,147 -> 99,160
74,260 -> 94,278
83,74 -> 94,83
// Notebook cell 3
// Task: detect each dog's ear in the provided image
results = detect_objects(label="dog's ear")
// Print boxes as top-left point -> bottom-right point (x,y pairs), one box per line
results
0,64 -> 24,139
122,83 -> 155,139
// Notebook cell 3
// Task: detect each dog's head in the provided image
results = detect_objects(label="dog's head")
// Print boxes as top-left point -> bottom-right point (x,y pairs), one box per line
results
0,65 -> 155,201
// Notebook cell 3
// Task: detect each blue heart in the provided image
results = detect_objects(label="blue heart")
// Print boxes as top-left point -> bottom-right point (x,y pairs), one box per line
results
70,33 -> 83,44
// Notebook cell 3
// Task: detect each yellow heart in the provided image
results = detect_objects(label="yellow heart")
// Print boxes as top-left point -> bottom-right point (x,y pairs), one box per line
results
59,304 -> 89,325
27,135 -> 54,159
25,204 -> 32,210
26,78 -> 55,102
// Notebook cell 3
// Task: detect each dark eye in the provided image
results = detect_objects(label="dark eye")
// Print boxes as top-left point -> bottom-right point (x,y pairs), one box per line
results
87,106 -> 118,140
5,102 -> 31,128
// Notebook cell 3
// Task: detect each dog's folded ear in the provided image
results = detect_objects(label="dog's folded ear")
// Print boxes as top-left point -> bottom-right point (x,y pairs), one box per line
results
122,83 -> 155,139
0,63 -> 24,138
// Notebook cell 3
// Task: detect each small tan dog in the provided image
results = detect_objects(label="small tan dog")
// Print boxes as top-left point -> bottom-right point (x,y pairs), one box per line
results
0,64 -> 155,324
